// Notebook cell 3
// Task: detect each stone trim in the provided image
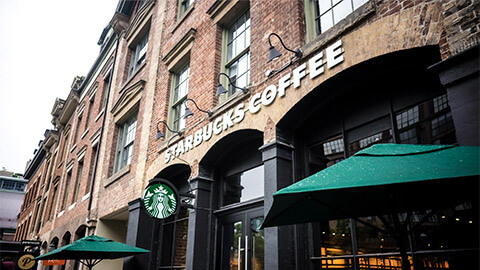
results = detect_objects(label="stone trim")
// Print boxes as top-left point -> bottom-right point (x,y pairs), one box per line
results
162,28 -> 196,71
111,80 -> 145,123
104,164 -> 131,187
207,0 -> 249,26
125,0 -> 155,44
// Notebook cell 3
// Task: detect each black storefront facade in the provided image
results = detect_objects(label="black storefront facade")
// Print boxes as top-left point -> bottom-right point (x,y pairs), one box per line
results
123,42 -> 479,270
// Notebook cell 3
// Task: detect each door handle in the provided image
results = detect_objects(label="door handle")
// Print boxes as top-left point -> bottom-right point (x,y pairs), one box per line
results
238,236 -> 241,270
245,235 -> 248,270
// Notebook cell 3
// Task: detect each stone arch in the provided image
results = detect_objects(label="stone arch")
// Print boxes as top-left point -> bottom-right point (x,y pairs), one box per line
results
60,231 -> 71,247
199,129 -> 264,179
278,45 -> 443,133
74,225 -> 87,240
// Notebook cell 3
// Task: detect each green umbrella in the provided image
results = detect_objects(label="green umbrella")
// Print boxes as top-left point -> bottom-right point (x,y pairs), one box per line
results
262,144 -> 480,228
35,235 -> 149,269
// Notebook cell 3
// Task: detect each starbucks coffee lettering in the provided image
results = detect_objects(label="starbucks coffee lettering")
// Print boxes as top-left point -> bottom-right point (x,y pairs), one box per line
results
165,39 -> 344,163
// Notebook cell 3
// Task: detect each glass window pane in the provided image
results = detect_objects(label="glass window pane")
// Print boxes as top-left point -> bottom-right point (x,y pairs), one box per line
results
320,10 -> 334,32
353,0 -> 368,9
318,0 -> 332,14
221,221 -> 243,270
317,219 -> 352,256
223,165 -> 264,206
333,0 -> 353,24
356,216 -> 398,254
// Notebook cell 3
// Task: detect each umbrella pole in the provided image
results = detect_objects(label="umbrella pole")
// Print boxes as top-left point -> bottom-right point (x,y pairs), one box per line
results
392,214 -> 410,270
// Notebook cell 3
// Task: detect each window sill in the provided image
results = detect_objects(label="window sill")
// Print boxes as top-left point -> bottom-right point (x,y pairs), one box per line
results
81,129 -> 89,139
68,202 -> 76,211
57,211 -> 65,217
95,108 -> 105,122
82,193 -> 90,202
171,3 -> 195,34
302,0 -> 375,59
70,144 -> 77,153
104,164 -> 131,187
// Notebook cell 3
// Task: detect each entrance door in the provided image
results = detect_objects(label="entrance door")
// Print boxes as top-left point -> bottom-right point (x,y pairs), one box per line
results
219,208 -> 264,270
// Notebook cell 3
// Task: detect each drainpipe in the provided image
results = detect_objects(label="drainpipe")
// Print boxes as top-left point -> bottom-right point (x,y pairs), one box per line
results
87,33 -> 120,215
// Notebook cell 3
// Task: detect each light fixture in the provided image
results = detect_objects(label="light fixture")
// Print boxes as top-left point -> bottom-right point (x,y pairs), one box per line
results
267,33 -> 302,63
184,98 -> 212,118
156,120 -> 182,140
216,72 -> 248,96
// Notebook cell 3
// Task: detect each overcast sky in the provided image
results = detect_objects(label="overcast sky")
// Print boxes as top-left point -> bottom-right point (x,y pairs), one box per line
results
0,0 -> 119,174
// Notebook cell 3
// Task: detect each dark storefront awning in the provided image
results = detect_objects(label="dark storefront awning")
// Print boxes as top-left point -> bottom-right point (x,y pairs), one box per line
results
262,144 -> 480,228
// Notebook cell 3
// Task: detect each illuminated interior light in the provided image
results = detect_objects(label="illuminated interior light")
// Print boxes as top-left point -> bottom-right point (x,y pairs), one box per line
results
342,234 -> 345,237
469,220 -> 473,224
322,231 -> 326,234
441,215 -> 446,219
455,218 -> 460,221
332,232 -> 336,236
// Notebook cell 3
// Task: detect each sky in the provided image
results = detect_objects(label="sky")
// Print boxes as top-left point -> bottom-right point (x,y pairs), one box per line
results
0,0 -> 119,174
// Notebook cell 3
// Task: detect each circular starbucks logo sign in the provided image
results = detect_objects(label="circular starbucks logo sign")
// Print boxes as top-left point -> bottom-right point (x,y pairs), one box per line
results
143,183 -> 177,219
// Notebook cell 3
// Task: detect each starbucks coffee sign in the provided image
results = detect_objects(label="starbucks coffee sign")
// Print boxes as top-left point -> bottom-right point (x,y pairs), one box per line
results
165,39 -> 345,163
143,182 -> 178,219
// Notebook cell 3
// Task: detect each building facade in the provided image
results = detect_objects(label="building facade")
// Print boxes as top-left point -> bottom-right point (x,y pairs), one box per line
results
16,0 -> 479,269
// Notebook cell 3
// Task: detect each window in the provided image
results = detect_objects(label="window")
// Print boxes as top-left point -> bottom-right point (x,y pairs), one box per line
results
223,165 -> 264,206
61,170 -> 72,210
169,64 -> 190,132
48,184 -> 58,221
72,160 -> 83,202
114,113 -> 137,173
85,98 -> 94,128
74,114 -> 83,143
305,0 -> 368,40
85,145 -> 98,195
314,0 -> 368,34
178,0 -> 193,18
222,11 -> 250,98
59,131 -> 70,164
100,74 -> 110,112
128,31 -> 149,76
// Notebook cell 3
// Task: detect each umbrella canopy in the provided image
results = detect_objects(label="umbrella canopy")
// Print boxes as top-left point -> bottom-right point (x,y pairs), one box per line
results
35,235 -> 149,269
262,144 -> 480,228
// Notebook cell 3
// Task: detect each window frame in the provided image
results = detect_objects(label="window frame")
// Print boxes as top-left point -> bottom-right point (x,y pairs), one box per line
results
219,9 -> 251,102
168,63 -> 190,133
178,0 -> 194,19
304,0 -> 370,42
128,29 -> 150,77
113,112 -> 138,173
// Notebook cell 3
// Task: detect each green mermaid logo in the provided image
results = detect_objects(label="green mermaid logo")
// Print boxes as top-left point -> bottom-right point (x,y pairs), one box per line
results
143,183 -> 177,219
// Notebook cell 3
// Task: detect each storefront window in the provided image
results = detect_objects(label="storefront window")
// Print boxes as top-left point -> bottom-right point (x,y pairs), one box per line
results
306,92 -> 470,269
223,165 -> 264,206
317,219 -> 352,256
159,208 -> 189,269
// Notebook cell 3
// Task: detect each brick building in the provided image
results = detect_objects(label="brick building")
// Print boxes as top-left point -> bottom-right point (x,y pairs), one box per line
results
16,0 -> 479,269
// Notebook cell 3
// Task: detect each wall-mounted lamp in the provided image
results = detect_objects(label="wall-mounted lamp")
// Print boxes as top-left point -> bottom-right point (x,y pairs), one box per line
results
156,120 -> 182,140
267,33 -> 302,63
216,72 -> 248,96
184,98 -> 212,118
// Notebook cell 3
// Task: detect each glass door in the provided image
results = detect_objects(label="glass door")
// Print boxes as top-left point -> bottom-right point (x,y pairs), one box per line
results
219,208 -> 264,270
